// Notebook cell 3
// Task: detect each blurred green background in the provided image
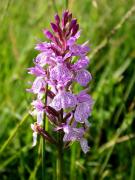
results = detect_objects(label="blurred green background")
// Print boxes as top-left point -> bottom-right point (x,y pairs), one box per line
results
0,0 -> 135,179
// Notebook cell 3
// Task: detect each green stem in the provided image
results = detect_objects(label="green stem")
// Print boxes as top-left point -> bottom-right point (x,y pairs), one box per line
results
57,133 -> 63,180
42,84 -> 48,180
57,109 -> 64,180
42,138 -> 45,180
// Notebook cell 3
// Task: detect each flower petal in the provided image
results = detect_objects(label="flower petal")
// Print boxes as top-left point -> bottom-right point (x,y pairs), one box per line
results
75,69 -> 92,86
74,102 -> 91,123
63,127 -> 84,142
80,138 -> 90,154
50,91 -> 77,110
37,111 -> 44,125
30,77 -> 46,94
50,64 -> 72,85
32,132 -> 37,146
72,56 -> 89,70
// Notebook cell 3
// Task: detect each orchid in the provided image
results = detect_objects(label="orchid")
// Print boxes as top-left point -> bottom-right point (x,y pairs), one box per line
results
27,10 -> 93,156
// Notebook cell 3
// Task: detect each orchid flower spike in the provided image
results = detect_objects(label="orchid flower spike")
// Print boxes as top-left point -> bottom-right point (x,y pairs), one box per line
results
27,10 -> 93,153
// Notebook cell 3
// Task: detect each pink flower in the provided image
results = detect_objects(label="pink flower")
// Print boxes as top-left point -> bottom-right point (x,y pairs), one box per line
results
27,10 -> 93,153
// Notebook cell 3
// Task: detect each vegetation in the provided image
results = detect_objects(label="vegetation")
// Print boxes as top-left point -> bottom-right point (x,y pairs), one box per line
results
0,0 -> 135,179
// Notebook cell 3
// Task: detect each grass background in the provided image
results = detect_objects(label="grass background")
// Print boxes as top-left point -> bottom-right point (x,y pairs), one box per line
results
0,0 -> 135,179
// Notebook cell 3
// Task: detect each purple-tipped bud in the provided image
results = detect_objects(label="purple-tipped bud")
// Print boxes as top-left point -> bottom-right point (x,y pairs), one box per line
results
45,106 -> 59,117
51,23 -> 58,32
70,19 -> 77,28
62,10 -> 69,27
66,19 -> 77,37
71,24 -> 79,36
51,23 -> 63,43
68,12 -> 72,21
55,14 -> 60,25
43,30 -> 54,40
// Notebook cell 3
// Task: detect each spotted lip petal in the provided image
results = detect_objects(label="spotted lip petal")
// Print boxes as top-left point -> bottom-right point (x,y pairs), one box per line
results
63,126 -> 85,142
50,63 -> 72,86
80,138 -> 90,154
50,91 -> 77,111
75,69 -> 92,86
74,102 -> 91,123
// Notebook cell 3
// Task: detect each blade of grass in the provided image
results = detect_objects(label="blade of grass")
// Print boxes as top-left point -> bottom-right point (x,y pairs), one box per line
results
52,0 -> 58,13
99,111 -> 134,175
29,159 -> 41,180
89,5 -> 135,60
0,145 -> 31,170
0,113 -> 29,154
130,157 -> 135,180
114,70 -> 135,124
99,133 -> 135,153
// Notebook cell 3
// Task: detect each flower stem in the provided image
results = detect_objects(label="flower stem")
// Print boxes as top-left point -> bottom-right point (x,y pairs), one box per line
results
42,84 -> 48,180
57,133 -> 64,180
42,138 -> 45,180
57,109 -> 64,180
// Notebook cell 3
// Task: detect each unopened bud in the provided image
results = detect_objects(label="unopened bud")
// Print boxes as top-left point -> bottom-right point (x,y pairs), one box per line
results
55,14 -> 60,25
62,10 -> 69,27
45,106 -> 59,117
68,12 -> 72,21
43,30 -> 53,40
51,23 -> 58,32
71,24 -> 79,36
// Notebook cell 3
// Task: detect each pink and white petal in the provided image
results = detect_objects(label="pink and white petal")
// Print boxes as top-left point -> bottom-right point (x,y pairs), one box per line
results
32,77 -> 46,94
63,124 -> 70,134
31,99 -> 44,111
37,111 -> 44,125
31,123 -> 35,131
61,91 -> 77,109
50,91 -> 77,110
74,102 -> 91,123
72,57 -> 89,70
80,138 -> 90,154
63,127 -> 84,142
76,90 -> 92,103
49,94 -> 62,110
75,69 -> 92,86
32,132 -> 37,147
50,64 -> 72,84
